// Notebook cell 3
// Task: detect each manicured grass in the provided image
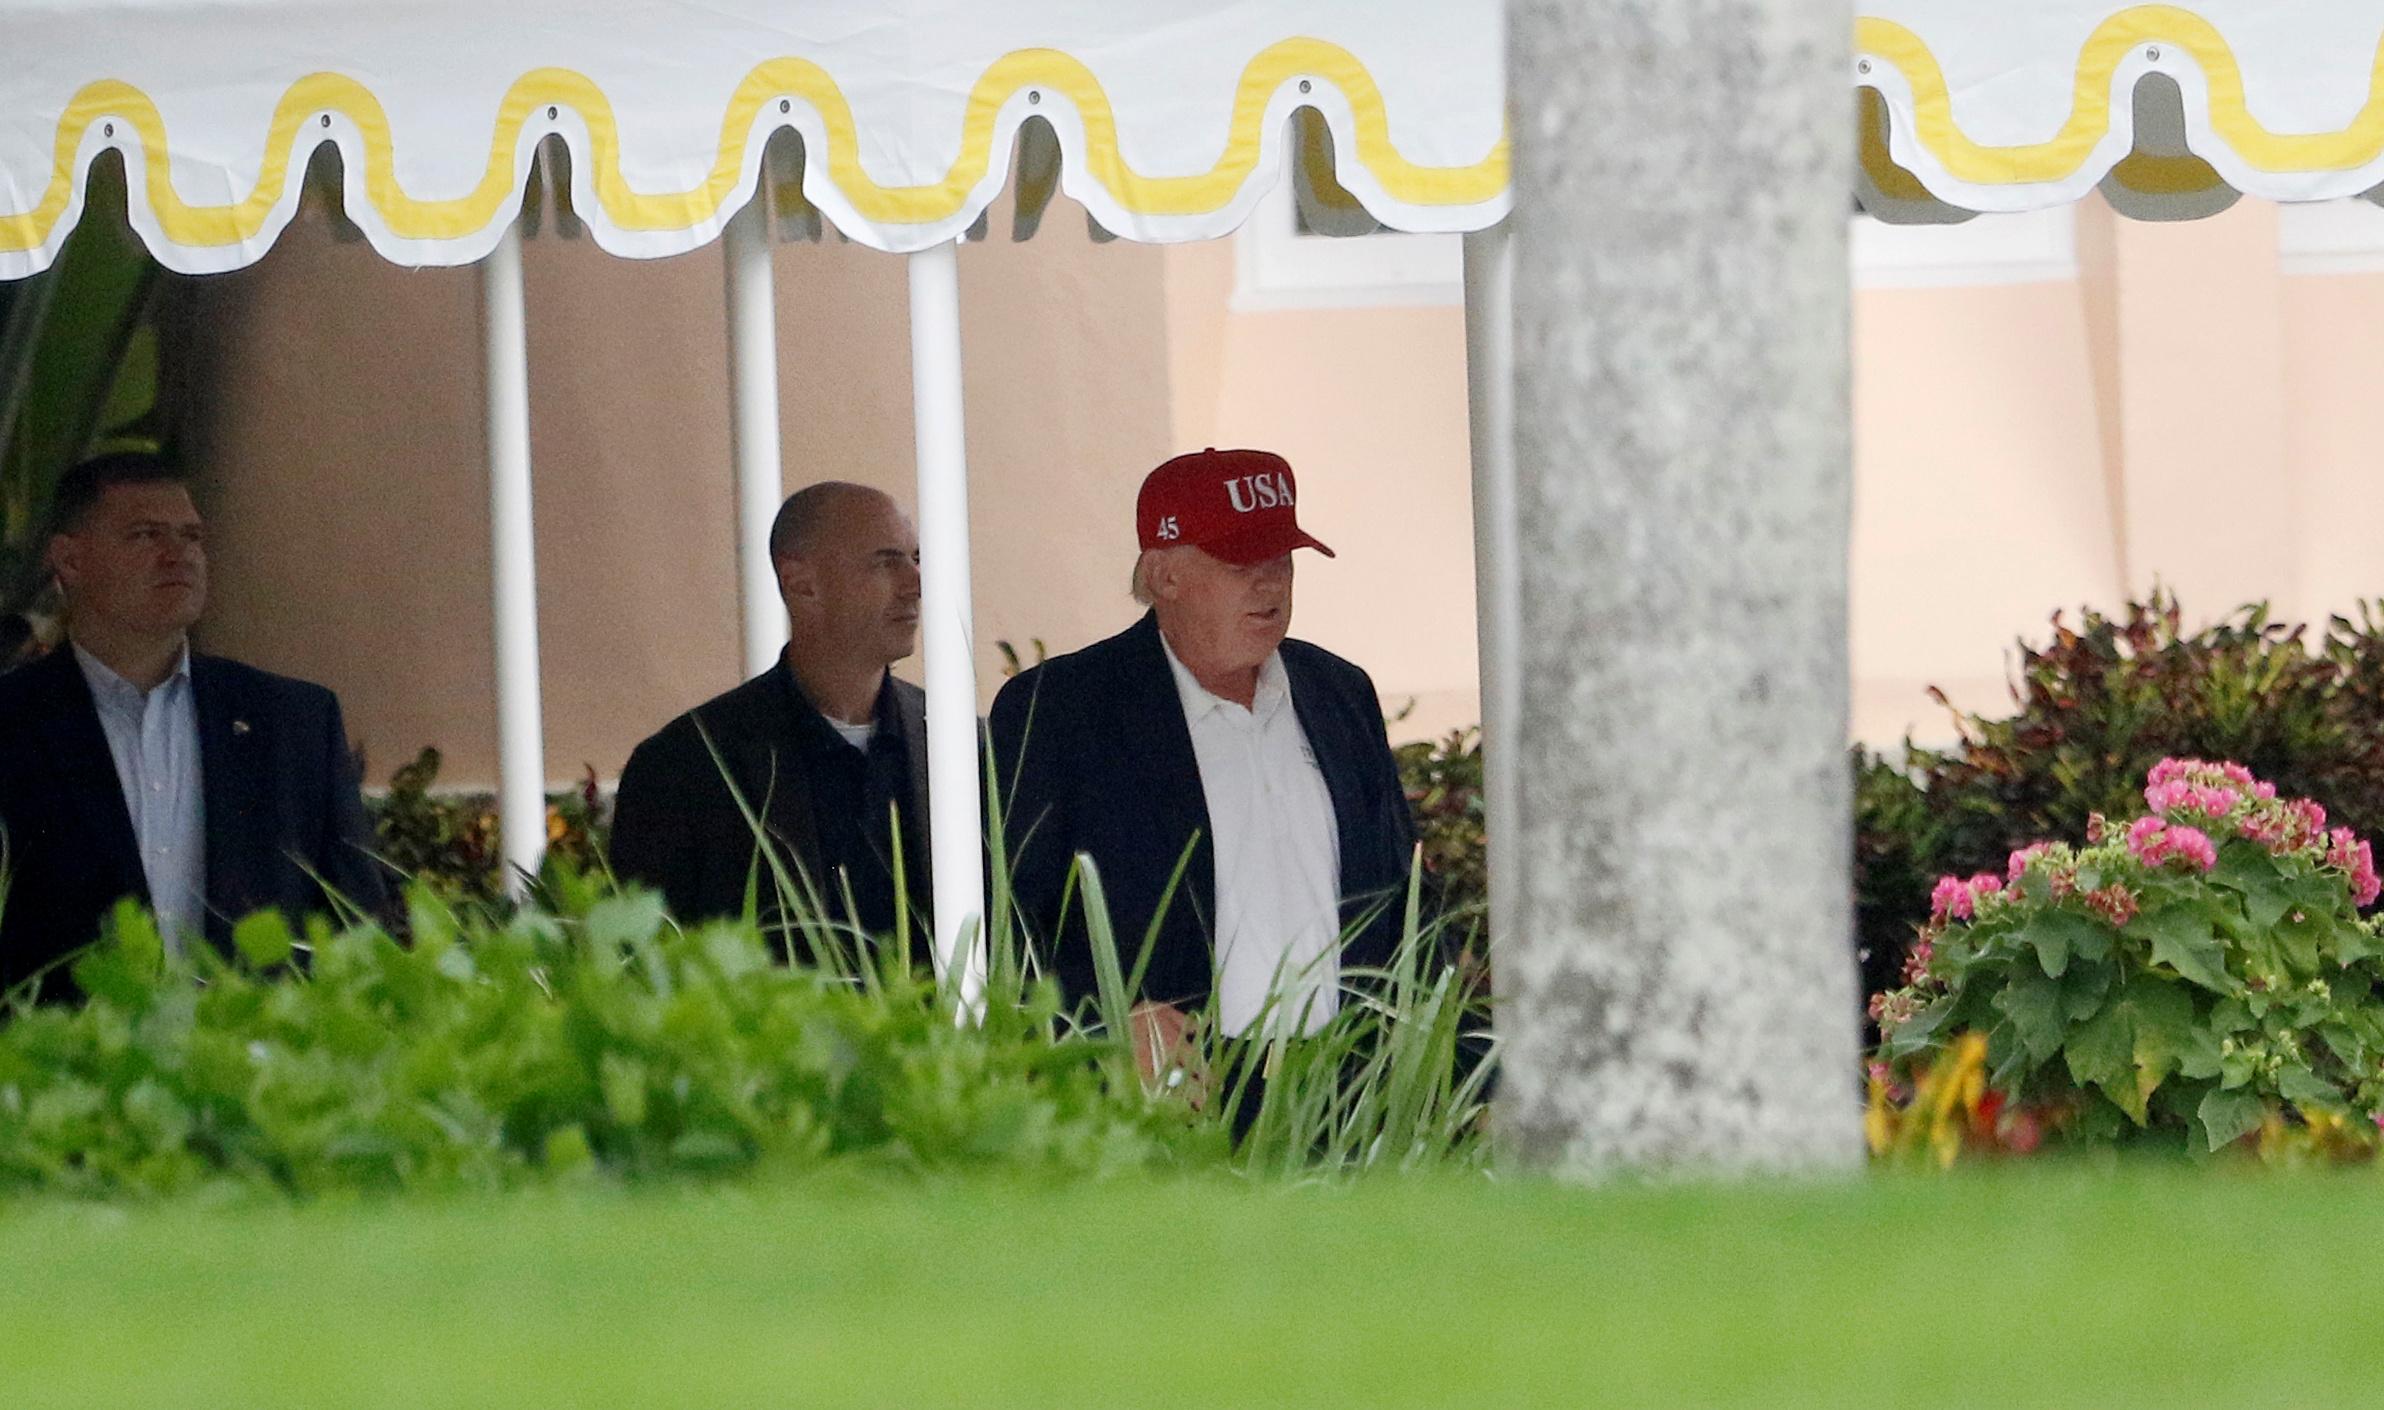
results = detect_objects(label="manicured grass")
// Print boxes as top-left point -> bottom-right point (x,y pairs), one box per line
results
2,1165 -> 2376,1408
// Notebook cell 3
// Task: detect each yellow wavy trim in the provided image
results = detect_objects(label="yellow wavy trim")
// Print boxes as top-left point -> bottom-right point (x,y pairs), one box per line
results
1860,70 -> 2226,204
1858,5 -> 2384,188
1,38 -> 1508,255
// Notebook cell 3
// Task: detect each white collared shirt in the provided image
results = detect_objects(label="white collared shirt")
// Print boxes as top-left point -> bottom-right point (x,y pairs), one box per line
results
1161,633 -> 1342,1037
72,641 -> 206,953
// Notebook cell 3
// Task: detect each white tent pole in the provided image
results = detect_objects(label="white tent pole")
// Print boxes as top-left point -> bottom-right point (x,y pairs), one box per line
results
906,240 -> 986,1012
482,222 -> 547,897
1462,222 -> 1517,973
725,203 -> 787,679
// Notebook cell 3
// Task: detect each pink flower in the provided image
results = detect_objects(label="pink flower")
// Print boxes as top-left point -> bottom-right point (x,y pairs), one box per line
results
2253,782 -> 2278,801
2350,838 -> 2381,908
2008,843 -> 2051,885
2241,810 -> 2286,850
2330,827 -> 2361,872
2086,813 -> 2109,845
1970,872 -> 2004,896
2163,825 -> 2218,872
2220,762 -> 2256,788
2193,785 -> 2240,819
1930,875 -> 1975,923
2127,815 -> 2169,863
2148,758 -> 2193,788
2144,779 -> 2194,814
2128,815 -> 2216,871
2086,884 -> 2140,927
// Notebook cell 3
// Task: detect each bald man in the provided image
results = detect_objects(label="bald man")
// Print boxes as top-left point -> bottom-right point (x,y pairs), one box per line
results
610,483 -> 929,958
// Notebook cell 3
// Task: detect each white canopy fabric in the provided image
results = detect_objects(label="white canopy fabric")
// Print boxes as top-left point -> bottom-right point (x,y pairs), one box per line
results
0,0 -> 1508,277
1858,2 -> 2384,223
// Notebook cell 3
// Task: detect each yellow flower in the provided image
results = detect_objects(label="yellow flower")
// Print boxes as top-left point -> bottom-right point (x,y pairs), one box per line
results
1864,1078 -> 1894,1156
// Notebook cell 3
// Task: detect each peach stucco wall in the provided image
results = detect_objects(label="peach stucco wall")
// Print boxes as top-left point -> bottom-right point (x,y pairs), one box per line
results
190,201 -> 1174,789
178,194 -> 2383,788
1855,200 -> 2382,746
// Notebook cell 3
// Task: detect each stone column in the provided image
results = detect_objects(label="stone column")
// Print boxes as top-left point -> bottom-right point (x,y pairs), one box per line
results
1498,0 -> 1864,1173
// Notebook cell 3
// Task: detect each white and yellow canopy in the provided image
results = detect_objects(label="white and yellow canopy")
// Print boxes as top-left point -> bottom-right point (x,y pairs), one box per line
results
0,0 -> 1509,277
10,1 -> 2382,278
1858,2 -> 2384,223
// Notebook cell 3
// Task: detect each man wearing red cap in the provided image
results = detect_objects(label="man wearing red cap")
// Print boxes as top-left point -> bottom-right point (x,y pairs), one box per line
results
989,448 -> 1419,1076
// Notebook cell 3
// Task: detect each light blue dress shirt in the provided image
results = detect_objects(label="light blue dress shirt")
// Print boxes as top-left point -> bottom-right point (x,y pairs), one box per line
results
72,642 -> 206,953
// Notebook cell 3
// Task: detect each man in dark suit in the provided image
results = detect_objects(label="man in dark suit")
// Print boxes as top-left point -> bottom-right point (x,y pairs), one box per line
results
0,453 -> 386,996
989,448 -> 1420,1078
610,482 -> 929,961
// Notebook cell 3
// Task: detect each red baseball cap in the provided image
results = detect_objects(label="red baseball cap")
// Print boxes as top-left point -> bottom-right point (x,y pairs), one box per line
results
1135,448 -> 1335,565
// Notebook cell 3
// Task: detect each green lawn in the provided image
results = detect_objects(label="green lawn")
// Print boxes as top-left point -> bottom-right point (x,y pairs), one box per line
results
2,1166 -> 2376,1408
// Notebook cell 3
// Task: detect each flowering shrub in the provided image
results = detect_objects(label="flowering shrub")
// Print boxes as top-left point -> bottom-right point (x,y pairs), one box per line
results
367,746 -> 609,905
1855,594 -> 2384,1009
1871,758 -> 2384,1157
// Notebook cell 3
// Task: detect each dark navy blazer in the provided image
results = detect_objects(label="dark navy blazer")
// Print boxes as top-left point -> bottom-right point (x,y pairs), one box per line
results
0,646 -> 386,995
988,612 -> 1421,1013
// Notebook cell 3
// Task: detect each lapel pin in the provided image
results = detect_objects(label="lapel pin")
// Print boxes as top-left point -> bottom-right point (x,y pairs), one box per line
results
232,719 -> 251,736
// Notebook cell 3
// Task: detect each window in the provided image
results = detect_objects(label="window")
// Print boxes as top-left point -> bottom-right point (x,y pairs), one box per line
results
2278,198 -> 2384,276
1851,207 -> 2079,288
1232,190 -> 2087,309
1230,176 -> 1463,311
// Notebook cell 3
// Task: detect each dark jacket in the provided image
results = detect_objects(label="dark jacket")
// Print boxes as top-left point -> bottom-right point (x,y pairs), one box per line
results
0,646 -> 387,995
988,612 -> 1420,1013
609,665 -> 930,955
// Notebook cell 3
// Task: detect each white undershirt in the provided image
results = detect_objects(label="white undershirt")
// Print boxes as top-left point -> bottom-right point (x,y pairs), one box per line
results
1161,633 -> 1342,1037
829,718 -> 875,752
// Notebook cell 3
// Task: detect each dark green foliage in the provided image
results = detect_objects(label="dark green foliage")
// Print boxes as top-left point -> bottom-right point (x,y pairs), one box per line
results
367,746 -> 609,904
1393,726 -> 1485,934
1857,592 -> 2384,999
1,156 -> 166,630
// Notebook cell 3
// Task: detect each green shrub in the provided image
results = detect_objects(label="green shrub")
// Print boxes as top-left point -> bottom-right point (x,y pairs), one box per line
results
0,841 -> 1491,1198
1857,593 -> 2384,1005
0,876 -> 1214,1198
1871,757 -> 2384,1157
1393,726 -> 1485,935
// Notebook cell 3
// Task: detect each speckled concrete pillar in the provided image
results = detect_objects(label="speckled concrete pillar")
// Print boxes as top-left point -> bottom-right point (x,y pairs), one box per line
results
1496,0 -> 1864,1174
